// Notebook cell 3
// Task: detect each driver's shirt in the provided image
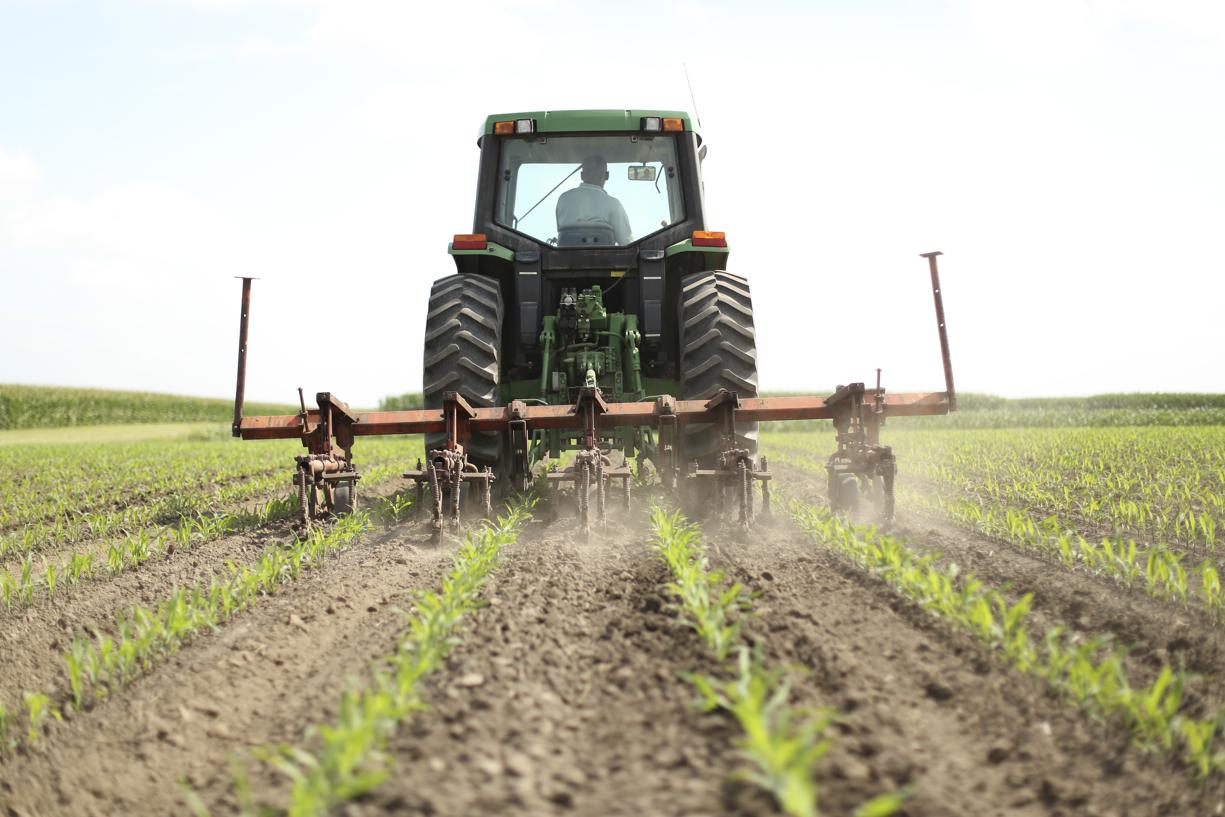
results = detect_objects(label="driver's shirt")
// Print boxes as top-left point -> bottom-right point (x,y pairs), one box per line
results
556,183 -> 633,245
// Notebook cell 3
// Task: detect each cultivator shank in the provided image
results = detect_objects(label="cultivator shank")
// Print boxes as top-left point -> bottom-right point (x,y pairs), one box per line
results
401,392 -> 494,530
825,379 -> 898,524
291,390 -> 360,528
690,390 -> 772,527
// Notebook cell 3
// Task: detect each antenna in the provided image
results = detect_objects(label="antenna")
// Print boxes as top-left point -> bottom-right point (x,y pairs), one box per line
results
683,62 -> 703,128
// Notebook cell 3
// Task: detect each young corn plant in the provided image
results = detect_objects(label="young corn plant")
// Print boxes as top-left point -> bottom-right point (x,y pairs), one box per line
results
787,496 -> 1225,779
650,506 -> 902,817
22,691 -> 56,743
0,701 -> 11,753
650,506 -> 748,660
43,561 -> 58,599
219,503 -> 533,817
65,512 -> 374,707
688,646 -> 834,817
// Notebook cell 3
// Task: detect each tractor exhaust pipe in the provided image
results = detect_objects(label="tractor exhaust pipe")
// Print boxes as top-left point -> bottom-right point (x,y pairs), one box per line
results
232,276 -> 255,437
920,251 -> 957,412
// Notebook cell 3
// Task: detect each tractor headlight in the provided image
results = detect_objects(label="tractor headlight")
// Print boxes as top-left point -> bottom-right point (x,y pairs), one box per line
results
641,116 -> 662,132
515,118 -> 535,134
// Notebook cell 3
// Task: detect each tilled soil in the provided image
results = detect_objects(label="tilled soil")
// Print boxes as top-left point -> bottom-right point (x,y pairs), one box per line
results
358,513 -> 770,817
710,521 -> 1222,816
3,484 -> 1224,816
0,518 -> 448,817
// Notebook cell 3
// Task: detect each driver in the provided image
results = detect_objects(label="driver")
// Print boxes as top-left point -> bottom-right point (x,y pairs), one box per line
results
556,155 -> 633,245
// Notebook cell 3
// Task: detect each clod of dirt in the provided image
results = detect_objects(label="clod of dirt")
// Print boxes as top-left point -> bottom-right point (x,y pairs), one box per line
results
986,745 -> 1010,764
923,681 -> 954,701
457,672 -> 485,688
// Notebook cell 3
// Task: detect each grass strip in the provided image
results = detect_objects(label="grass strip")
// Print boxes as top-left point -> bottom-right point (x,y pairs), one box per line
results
649,507 -> 904,817
191,503 -> 532,817
787,498 -> 1225,779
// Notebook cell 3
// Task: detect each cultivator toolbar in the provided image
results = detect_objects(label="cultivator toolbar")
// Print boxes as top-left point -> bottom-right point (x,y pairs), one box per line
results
229,252 -> 958,532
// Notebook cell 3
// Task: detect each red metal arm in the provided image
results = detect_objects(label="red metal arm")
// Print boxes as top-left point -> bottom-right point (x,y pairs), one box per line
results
235,390 -> 951,441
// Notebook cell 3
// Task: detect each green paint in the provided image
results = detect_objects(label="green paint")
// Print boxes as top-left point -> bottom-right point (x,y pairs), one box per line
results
447,240 -> 514,262
665,238 -> 731,258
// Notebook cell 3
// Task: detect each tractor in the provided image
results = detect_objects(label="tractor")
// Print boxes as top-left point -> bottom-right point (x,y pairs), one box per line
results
424,110 -> 754,490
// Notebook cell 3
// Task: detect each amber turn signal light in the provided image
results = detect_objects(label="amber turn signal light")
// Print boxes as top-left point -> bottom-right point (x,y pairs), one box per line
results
452,233 -> 488,250
691,230 -> 727,247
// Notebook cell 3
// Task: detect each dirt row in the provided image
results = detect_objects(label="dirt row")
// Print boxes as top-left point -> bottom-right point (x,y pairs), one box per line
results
3,485 -> 1224,816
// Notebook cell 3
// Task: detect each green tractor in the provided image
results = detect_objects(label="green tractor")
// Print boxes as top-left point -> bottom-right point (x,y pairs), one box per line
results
424,110 -> 757,489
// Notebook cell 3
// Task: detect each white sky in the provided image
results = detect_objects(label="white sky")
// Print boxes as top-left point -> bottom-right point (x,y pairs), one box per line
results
1,0 -> 1222,406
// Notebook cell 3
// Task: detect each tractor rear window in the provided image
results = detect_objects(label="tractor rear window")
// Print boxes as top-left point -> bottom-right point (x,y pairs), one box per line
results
494,135 -> 685,247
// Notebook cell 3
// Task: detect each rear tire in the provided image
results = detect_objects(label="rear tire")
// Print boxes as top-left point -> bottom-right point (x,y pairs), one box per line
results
678,270 -> 759,463
423,274 -> 503,467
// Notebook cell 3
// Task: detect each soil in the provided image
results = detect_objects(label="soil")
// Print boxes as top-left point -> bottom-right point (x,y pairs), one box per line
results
2,478 -> 1224,816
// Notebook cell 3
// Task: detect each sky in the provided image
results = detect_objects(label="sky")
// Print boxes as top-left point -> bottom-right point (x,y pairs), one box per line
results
0,0 -> 1222,406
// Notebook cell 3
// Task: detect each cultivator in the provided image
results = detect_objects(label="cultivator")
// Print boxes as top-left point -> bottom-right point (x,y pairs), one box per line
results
231,249 -> 957,532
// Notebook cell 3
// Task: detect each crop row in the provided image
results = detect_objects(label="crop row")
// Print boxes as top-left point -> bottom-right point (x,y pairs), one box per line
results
764,432 -> 1225,617
763,427 -> 1225,551
0,454 -> 412,613
192,504 -> 533,817
0,485 -> 420,752
2,437 -> 415,558
1,469 -> 289,559
0,494 -> 298,612
786,497 -> 1225,779
0,438 -> 294,529
650,507 -> 903,817
897,485 -> 1225,618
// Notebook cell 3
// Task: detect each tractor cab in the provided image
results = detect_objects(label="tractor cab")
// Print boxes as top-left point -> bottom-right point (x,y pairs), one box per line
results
471,111 -> 707,253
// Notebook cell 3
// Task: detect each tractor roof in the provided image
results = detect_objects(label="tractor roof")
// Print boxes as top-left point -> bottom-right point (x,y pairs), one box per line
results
481,109 -> 698,140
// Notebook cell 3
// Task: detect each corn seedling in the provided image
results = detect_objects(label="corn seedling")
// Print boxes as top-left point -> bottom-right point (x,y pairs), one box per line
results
0,702 -> 11,752
650,506 -> 747,660
787,497 -> 1225,779
22,691 -> 55,743
689,646 -> 834,817
214,503 -> 533,817
64,511 -> 374,707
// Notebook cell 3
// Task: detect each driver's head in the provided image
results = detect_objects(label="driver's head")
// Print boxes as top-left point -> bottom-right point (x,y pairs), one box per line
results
581,155 -> 609,186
